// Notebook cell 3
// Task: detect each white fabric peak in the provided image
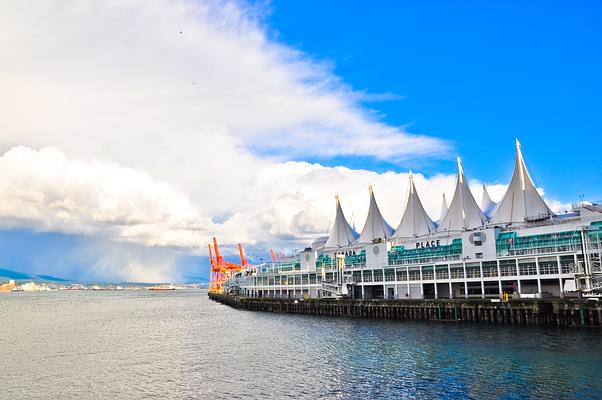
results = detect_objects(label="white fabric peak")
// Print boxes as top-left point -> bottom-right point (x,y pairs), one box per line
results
438,193 -> 449,222
481,184 -> 497,217
437,158 -> 487,231
394,172 -> 436,238
358,186 -> 394,243
491,139 -> 552,224
324,194 -> 359,248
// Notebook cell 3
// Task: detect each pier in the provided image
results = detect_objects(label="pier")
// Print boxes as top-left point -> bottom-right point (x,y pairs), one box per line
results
209,293 -> 602,328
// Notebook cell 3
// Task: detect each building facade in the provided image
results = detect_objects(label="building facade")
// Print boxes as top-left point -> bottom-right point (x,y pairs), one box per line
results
227,141 -> 602,300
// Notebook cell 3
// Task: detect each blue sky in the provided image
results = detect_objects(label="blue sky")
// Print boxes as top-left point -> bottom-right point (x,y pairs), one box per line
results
0,1 -> 600,282
269,0 -> 602,201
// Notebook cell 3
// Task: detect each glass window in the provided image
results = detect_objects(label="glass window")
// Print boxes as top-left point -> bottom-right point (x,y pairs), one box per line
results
409,269 -> 420,281
436,266 -> 449,280
519,260 -> 537,275
450,267 -> 464,279
385,269 -> 396,281
421,266 -> 434,280
466,266 -> 481,278
539,259 -> 559,275
500,259 -> 517,276
396,269 -> 407,281
560,255 -> 575,274
373,270 -> 383,282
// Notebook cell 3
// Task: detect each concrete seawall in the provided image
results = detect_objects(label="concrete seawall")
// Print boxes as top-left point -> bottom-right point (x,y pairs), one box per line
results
209,293 -> 602,328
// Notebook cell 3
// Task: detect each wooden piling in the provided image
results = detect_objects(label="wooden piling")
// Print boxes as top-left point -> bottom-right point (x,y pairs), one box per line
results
208,293 -> 602,328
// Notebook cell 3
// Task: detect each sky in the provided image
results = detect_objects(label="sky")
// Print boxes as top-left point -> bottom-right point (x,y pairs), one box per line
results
0,0 -> 600,282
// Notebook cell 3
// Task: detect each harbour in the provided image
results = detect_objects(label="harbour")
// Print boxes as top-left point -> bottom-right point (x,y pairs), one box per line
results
3,1 -> 601,399
2,289 -> 602,399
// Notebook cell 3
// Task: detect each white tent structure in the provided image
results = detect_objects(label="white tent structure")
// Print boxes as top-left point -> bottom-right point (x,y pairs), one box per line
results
324,195 -> 359,248
491,140 -> 552,225
437,158 -> 487,231
481,184 -> 497,217
438,193 -> 449,222
358,186 -> 394,243
394,172 -> 436,238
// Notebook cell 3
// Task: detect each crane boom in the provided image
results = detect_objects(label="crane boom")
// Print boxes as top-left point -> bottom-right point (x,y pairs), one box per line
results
208,237 -> 251,293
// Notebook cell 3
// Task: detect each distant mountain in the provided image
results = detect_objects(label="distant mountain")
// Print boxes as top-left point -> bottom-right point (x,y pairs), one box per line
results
36,274 -> 70,282
0,268 -> 71,282
181,275 -> 210,284
0,268 -> 208,284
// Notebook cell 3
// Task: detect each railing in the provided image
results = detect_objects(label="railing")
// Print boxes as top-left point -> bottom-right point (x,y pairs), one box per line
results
501,244 -> 579,257
570,262 -> 583,275
482,268 -> 498,277
450,270 -> 464,279
496,230 -> 581,257
519,265 -> 537,276
591,276 -> 602,291
436,271 -> 449,280
524,212 -> 552,222
466,269 -> 481,278
389,254 -> 461,266
539,264 -> 560,275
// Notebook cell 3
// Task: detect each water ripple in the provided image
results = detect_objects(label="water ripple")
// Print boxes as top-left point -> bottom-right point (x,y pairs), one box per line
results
1,291 -> 601,399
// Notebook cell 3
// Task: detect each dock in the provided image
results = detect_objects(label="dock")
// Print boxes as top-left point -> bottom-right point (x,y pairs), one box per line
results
209,293 -> 602,328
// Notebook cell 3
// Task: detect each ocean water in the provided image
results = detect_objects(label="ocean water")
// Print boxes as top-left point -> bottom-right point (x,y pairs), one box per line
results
1,290 -> 601,399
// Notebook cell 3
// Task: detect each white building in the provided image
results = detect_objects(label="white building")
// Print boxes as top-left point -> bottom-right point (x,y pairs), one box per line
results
227,141 -> 602,300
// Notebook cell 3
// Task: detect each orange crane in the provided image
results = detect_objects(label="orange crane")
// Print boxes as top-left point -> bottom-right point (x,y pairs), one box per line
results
208,237 -> 249,293
238,243 -> 249,269
270,249 -> 283,263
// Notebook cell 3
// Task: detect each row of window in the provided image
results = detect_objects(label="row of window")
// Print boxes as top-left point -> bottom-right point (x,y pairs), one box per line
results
247,255 -> 576,286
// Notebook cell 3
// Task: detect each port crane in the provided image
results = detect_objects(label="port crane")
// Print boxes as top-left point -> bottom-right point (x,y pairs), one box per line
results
208,237 -> 249,293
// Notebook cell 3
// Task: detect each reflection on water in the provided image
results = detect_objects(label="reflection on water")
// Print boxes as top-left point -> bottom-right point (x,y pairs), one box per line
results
1,290 -> 601,399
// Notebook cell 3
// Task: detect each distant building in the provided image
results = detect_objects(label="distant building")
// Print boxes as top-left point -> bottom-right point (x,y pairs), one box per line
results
0,280 -> 16,292
19,282 -> 51,291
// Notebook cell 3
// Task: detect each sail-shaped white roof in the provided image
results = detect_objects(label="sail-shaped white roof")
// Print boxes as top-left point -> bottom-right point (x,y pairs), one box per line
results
394,172 -> 436,238
324,195 -> 359,248
481,184 -> 497,217
438,193 -> 449,222
437,158 -> 487,231
491,140 -> 552,224
358,186 -> 394,243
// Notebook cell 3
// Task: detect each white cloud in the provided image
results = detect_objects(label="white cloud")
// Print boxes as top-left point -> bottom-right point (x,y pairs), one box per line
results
0,146 -> 213,246
0,145 -> 566,281
0,0 -> 456,280
0,0 -> 448,161
0,0 -> 452,226
0,146 -> 457,251
0,1 -> 565,281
